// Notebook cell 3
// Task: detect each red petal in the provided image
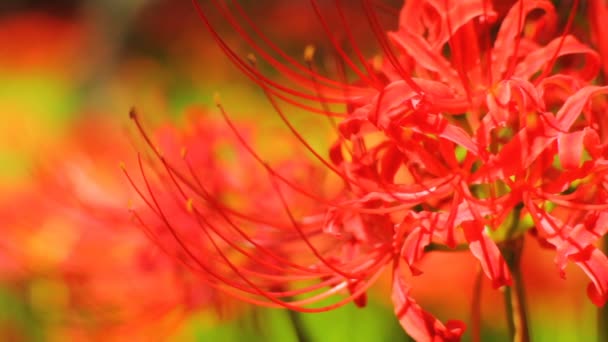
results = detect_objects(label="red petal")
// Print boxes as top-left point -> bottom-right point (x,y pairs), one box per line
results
514,35 -> 600,81
572,247 -> 608,307
462,222 -> 512,288
437,122 -> 479,156
527,200 -> 608,305
557,130 -> 585,169
380,145 -> 403,183
401,227 -> 431,275
388,30 -> 460,85
427,0 -> 496,48
493,0 -> 557,79
392,273 -> 465,341
555,86 -> 608,132
480,86 -> 608,180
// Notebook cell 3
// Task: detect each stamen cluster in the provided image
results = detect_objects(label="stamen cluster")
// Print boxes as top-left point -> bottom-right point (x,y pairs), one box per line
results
126,1 -> 608,340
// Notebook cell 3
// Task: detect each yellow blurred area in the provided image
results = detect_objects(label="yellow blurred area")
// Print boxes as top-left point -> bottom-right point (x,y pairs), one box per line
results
0,12 -> 87,188
26,218 -> 80,270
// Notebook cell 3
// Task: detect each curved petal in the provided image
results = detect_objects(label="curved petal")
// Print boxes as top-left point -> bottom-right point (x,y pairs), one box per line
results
493,0 -> 556,80
556,86 -> 608,132
392,272 -> 465,341
426,0 -> 497,48
557,130 -> 585,169
526,198 -> 608,306
401,227 -> 431,275
573,247 -> 608,307
478,86 -> 608,180
462,221 -> 512,288
388,30 -> 460,85
514,35 -> 600,81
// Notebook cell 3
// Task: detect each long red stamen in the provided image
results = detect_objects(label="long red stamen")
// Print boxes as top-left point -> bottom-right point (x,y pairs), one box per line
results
533,0 -> 580,84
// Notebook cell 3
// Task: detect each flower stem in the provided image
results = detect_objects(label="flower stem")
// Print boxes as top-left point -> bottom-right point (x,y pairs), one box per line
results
471,266 -> 483,342
287,309 -> 310,342
502,236 -> 530,342
424,242 -> 469,252
599,235 -> 608,342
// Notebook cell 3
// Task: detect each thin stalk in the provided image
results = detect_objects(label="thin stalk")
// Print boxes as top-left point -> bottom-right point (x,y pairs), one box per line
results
424,242 -> 469,252
502,236 -> 529,342
471,266 -> 483,342
287,309 -> 310,342
501,204 -> 530,342
599,235 -> 608,342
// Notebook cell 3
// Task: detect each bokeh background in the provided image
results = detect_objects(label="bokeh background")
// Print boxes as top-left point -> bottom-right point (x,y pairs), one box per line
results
0,0 -> 598,341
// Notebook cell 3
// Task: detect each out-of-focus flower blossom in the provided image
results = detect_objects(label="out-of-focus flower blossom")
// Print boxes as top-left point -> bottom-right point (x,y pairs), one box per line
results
0,112 -> 240,340
126,104 -> 331,307
0,12 -> 87,75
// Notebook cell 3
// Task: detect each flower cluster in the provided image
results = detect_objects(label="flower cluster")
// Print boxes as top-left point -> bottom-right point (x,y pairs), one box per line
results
121,0 -> 608,341
5,0 -> 608,340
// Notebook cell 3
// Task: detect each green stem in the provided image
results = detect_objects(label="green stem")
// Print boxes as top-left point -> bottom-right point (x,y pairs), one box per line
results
599,235 -> 608,342
424,242 -> 469,252
287,309 -> 310,342
501,204 -> 529,342
504,284 -> 515,339
502,236 -> 530,342
471,267 -> 483,342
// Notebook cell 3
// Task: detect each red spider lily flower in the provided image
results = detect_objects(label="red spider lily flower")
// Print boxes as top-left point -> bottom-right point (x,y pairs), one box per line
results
344,0 -> 608,313
177,0 -> 608,340
0,115 -> 235,340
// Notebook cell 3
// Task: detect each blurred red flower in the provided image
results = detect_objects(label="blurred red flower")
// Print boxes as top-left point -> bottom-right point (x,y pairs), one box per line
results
0,112 -> 241,340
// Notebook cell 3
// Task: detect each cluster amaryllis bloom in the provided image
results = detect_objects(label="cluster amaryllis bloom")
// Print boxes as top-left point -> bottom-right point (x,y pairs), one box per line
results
127,0 -> 608,340
0,115 -> 236,340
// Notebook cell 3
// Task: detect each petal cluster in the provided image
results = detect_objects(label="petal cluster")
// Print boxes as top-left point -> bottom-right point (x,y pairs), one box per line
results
131,1 -> 608,340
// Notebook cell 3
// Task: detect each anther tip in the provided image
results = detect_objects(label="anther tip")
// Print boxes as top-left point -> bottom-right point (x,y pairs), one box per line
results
186,198 -> 194,212
129,107 -> 138,120
304,44 -> 316,62
372,55 -> 383,72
